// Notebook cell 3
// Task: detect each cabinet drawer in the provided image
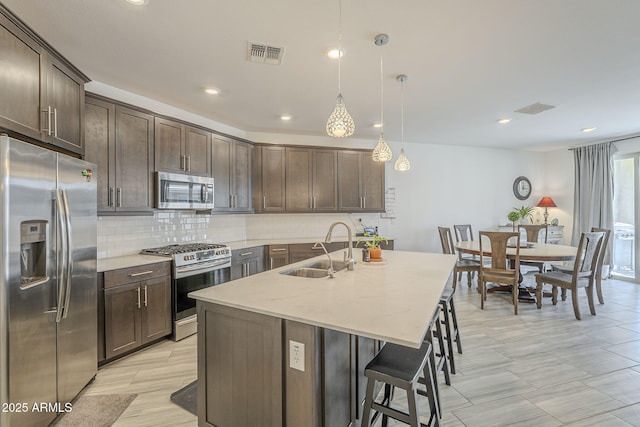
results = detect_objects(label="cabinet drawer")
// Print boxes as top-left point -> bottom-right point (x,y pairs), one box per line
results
104,262 -> 171,288
232,246 -> 265,261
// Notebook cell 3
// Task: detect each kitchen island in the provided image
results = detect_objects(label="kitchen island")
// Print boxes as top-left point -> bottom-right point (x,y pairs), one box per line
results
189,248 -> 456,427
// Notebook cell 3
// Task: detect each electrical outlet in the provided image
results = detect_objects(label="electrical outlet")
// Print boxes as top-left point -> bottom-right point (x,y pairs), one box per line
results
289,340 -> 305,372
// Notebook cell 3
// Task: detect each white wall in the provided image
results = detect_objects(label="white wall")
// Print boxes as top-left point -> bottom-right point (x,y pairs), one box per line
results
381,140 -> 549,252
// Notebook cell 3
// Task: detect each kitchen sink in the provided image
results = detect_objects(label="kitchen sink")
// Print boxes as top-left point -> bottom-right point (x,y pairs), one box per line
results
280,259 -> 351,278
304,259 -> 349,271
281,267 -> 331,278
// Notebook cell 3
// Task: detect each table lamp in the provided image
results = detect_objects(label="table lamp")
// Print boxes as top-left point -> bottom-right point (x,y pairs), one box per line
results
536,197 -> 557,224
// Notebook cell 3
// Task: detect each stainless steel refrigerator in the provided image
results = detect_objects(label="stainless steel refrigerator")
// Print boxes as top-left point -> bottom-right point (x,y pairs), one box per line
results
0,135 -> 97,427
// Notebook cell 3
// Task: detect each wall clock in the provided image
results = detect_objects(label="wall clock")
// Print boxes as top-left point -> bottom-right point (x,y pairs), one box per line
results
513,176 -> 532,200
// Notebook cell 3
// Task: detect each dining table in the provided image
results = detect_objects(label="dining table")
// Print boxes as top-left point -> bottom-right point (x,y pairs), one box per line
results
454,240 -> 578,301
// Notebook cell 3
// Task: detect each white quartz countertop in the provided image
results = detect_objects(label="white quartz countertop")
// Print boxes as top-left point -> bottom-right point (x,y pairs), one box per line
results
189,249 -> 456,349
97,254 -> 171,272
225,236 -> 394,251
97,237 -> 395,271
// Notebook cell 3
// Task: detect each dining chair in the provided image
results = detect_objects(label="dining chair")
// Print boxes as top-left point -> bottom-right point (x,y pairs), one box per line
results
534,231 -> 605,320
549,227 -> 611,305
478,231 -> 521,315
453,224 -> 478,283
437,226 -> 480,290
518,224 -> 549,273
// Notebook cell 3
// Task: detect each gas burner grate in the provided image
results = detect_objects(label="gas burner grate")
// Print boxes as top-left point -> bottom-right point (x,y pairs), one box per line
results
141,243 -> 228,256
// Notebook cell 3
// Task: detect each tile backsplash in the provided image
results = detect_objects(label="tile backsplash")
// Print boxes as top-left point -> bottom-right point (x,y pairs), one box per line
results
98,212 -> 381,258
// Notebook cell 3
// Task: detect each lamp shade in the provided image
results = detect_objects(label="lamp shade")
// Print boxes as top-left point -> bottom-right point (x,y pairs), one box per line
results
537,197 -> 557,208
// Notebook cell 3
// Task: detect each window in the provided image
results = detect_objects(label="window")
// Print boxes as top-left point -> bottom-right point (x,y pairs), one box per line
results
612,155 -> 637,281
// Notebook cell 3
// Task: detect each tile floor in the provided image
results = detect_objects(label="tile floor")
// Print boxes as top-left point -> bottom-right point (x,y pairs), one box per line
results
81,273 -> 640,426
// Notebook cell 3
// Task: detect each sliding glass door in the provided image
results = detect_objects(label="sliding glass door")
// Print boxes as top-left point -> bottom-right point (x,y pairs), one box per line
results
612,155 -> 637,281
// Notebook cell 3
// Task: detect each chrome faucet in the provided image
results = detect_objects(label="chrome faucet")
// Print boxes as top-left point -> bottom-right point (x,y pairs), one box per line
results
324,221 -> 355,270
312,242 -> 335,278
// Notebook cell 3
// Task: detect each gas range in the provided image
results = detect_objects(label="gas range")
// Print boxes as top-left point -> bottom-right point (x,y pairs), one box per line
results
140,242 -> 232,341
141,243 -> 231,268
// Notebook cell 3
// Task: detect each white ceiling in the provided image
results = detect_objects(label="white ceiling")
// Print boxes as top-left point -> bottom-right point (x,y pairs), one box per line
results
5,0 -> 640,151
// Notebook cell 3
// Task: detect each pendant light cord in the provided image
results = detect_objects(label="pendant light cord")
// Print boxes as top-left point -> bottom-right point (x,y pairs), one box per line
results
337,0 -> 343,94
379,45 -> 384,132
400,77 -> 404,144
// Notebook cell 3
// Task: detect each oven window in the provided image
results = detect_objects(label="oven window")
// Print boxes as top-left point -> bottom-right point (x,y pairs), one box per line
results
175,267 -> 230,319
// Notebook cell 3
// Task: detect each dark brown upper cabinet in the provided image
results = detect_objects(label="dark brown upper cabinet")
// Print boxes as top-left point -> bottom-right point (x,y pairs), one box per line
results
337,150 -> 385,212
285,147 -> 337,212
0,7 -> 87,156
85,95 -> 154,214
212,136 -> 253,213
155,117 -> 211,177
253,145 -> 286,212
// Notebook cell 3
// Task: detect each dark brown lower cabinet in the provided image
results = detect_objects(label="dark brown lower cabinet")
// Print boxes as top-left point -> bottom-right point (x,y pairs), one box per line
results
102,262 -> 171,360
231,246 -> 265,280
197,301 -> 376,427
198,303 -> 283,427
288,242 -> 348,264
267,244 -> 289,270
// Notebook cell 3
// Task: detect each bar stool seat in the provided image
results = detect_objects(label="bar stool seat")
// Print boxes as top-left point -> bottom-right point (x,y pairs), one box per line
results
361,338 -> 440,427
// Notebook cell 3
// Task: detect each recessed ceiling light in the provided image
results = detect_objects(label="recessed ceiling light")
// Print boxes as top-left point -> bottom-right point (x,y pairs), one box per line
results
327,49 -> 344,59
280,115 -> 292,121
581,127 -> 597,133
125,0 -> 148,5
497,118 -> 511,124
204,88 -> 220,95
373,123 -> 382,128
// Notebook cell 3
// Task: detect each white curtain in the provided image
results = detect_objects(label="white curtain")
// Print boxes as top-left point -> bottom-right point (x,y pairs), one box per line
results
571,142 -> 615,262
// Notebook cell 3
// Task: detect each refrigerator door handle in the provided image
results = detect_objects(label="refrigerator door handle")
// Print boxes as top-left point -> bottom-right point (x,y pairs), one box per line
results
55,189 -> 67,323
61,189 -> 73,319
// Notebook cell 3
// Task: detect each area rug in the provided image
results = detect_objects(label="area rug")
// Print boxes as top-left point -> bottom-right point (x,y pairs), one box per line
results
51,394 -> 137,427
170,380 -> 197,415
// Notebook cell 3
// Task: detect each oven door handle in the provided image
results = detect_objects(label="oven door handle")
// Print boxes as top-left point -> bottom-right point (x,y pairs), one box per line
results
175,259 -> 231,278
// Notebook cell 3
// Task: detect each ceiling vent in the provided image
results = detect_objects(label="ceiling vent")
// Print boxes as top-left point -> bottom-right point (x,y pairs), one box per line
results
248,42 -> 284,65
514,102 -> 555,115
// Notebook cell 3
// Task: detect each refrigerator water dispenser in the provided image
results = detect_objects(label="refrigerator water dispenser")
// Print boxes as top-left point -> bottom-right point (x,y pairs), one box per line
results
20,220 -> 48,289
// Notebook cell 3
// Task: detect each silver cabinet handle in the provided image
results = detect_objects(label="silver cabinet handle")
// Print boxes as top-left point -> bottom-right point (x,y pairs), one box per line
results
136,287 -> 141,309
116,188 -> 122,207
363,196 -> 366,209
42,106 -> 52,135
180,155 -> 185,171
143,285 -> 148,307
360,197 -> 363,209
271,248 -> 287,252
53,108 -> 58,138
313,196 -> 316,209
263,196 -> 266,210
187,156 -> 191,172
240,252 -> 253,256
129,270 -> 154,277
109,187 -> 114,207
310,197 -> 313,209
270,258 -> 273,269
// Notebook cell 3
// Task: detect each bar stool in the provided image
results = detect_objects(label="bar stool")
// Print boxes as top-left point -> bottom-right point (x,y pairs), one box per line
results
429,305 -> 450,388
439,289 -> 462,374
360,338 -> 440,427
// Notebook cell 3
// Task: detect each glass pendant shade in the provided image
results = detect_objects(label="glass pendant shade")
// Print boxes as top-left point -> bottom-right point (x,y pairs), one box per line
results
326,94 -> 355,138
372,133 -> 393,162
394,148 -> 411,171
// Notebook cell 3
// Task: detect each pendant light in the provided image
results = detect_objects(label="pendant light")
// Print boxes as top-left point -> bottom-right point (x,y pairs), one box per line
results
372,33 -> 393,162
326,0 -> 355,138
394,74 -> 411,171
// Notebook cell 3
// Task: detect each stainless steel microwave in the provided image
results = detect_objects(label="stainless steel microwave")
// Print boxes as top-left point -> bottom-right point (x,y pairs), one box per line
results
155,172 -> 214,210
